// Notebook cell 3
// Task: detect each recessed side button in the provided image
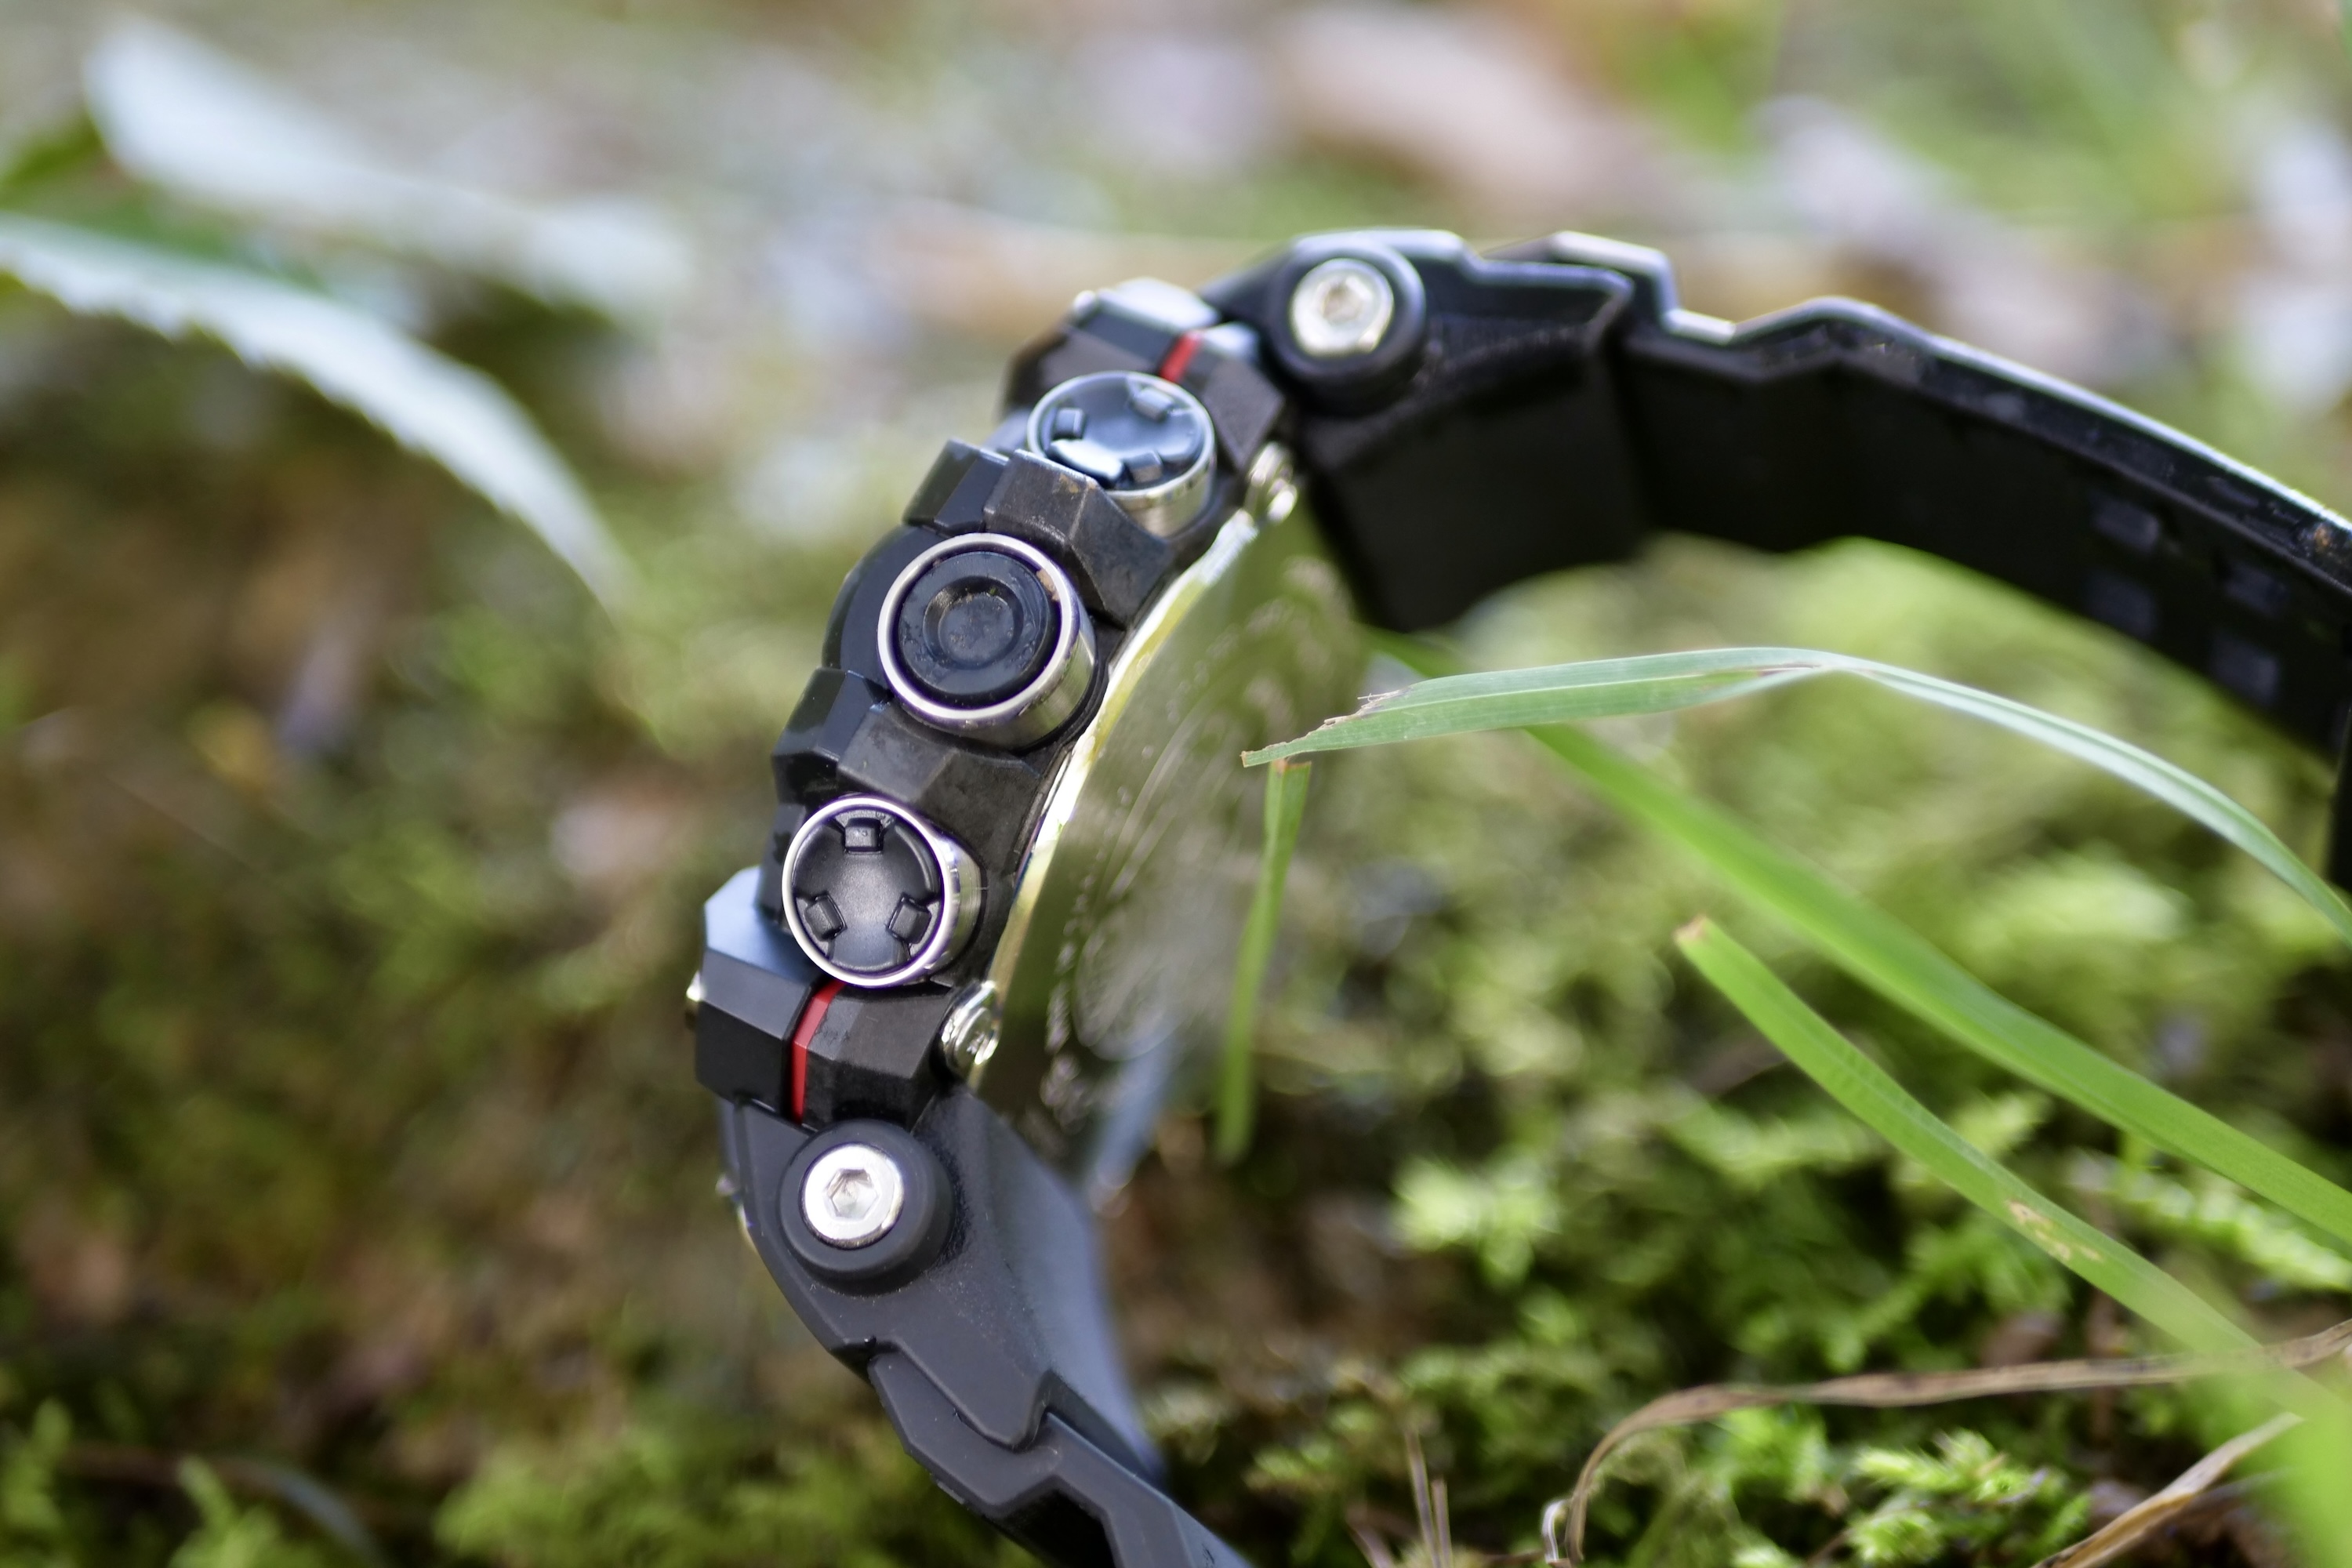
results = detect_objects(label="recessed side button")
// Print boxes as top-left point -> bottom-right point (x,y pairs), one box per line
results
782,796 -> 980,989
1025,372 -> 1216,539
877,533 -> 1097,750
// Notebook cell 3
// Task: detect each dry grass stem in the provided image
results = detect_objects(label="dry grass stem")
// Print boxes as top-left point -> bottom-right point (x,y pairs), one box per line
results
2032,1414 -> 2300,1568
1541,1318 -> 2352,1564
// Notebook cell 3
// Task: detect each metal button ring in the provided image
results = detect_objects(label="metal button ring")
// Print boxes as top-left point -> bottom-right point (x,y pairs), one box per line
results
781,796 -> 980,988
1026,371 -> 1217,539
877,533 -> 1095,750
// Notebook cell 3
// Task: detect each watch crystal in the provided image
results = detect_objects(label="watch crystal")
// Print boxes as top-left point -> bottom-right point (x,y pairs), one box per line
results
984,475 -> 1360,1199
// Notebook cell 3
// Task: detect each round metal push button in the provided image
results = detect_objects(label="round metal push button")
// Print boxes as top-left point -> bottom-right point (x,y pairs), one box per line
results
782,796 -> 980,988
877,534 -> 1096,748
1026,371 -> 1215,538
895,549 -> 1054,705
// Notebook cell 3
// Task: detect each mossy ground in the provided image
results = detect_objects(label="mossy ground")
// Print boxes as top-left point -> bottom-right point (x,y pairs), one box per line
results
5,2 -> 2352,1563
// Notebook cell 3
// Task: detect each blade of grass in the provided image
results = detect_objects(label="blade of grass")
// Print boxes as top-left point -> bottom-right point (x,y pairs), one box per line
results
1215,757 -> 1312,1164
1678,918 -> 2250,1353
1248,645 -> 2352,952
1309,637 -> 2352,1251
1675,919 -> 2352,1568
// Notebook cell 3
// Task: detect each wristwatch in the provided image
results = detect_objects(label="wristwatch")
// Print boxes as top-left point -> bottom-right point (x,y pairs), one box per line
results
687,229 -> 2352,1568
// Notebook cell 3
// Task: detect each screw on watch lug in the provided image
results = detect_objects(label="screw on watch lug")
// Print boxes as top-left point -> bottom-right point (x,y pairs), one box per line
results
714,1090 -> 1257,1568
1204,230 -> 1650,630
1289,256 -> 1396,359
801,1142 -> 905,1247
776,1120 -> 948,1286
1250,236 -> 1429,407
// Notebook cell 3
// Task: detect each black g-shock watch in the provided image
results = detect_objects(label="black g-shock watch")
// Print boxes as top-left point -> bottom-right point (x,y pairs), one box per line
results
687,229 -> 2352,1568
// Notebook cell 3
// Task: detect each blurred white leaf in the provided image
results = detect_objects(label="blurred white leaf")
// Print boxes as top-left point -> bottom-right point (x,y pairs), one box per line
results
0,212 -> 630,604
2249,117 -> 2352,273
2235,274 -> 2352,414
84,17 -> 693,322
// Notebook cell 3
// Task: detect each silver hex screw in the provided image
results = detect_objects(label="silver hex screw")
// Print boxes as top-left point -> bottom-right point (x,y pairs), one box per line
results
1289,257 -> 1396,360
800,1143 -> 906,1249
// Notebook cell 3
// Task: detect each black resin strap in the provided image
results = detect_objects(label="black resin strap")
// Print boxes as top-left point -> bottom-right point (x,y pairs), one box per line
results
1206,230 -> 2352,880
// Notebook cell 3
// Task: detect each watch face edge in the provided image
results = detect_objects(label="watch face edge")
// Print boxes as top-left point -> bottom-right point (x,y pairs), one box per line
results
981,450 -> 1363,1192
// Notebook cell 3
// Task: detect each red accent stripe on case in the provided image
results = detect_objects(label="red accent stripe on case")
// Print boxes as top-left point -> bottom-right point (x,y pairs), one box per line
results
1157,330 -> 1203,384
789,979 -> 844,1123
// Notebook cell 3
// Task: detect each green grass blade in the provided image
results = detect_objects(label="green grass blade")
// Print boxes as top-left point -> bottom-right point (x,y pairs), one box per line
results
1249,645 -> 2352,952
1677,917 -> 2252,1353
1354,637 -> 2352,1250
1661,922 -> 2352,1565
1216,757 -> 1312,1165
1682,912 -> 2352,1568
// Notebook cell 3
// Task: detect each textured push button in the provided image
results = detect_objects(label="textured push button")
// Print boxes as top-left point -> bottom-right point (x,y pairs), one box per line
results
1049,437 -> 1125,485
893,547 -> 1058,706
782,796 -> 979,987
877,534 -> 1096,749
1026,371 -> 1215,538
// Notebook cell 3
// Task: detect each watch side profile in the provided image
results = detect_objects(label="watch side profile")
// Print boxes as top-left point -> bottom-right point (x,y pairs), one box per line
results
690,229 -> 2352,1568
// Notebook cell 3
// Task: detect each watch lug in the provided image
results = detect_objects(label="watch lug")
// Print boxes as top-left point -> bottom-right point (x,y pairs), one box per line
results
723,1087 -> 1159,1476
871,1353 -> 1253,1568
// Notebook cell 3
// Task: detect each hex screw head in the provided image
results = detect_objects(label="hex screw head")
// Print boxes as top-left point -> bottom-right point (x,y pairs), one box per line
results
800,1142 -> 906,1249
1289,257 -> 1396,360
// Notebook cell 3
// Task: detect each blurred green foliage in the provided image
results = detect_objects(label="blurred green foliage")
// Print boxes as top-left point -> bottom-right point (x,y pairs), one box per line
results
5,0 -> 2352,1564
